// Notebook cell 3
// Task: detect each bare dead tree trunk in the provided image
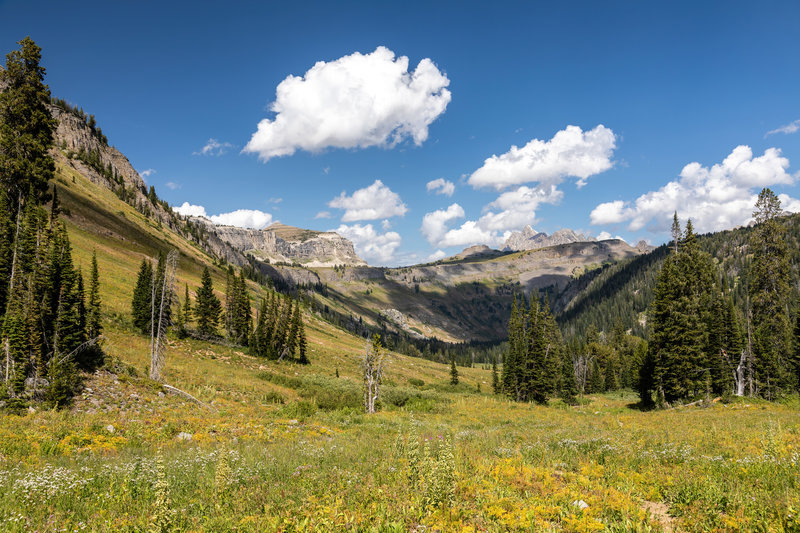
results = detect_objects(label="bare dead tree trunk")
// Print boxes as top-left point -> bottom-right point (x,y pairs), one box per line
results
3,194 -> 23,385
746,305 -> 755,397
362,339 -> 385,414
150,250 -> 178,382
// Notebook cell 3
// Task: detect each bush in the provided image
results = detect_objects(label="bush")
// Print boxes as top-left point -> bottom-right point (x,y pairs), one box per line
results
278,400 -> 316,420
257,371 -> 303,390
408,378 -> 425,387
261,391 -> 285,404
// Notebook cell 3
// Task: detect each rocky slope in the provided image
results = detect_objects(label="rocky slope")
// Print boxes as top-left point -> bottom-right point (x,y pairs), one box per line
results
193,220 -> 366,267
308,238 -> 647,342
503,225 -> 596,251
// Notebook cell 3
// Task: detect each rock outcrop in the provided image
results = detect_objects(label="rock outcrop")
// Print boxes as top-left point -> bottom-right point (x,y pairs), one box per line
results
194,220 -> 366,267
503,225 -> 596,252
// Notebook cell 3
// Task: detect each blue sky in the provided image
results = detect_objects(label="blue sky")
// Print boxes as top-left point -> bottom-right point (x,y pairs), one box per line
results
2,0 -> 799,265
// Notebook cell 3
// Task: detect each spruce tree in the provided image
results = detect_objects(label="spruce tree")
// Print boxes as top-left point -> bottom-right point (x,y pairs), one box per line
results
131,259 -> 153,334
0,37 -> 56,211
195,267 -> 221,336
182,284 -> 192,325
450,358 -> 459,385
749,188 -> 793,399
491,357 -> 500,394
297,316 -> 309,365
86,251 -> 102,339
647,218 -> 718,404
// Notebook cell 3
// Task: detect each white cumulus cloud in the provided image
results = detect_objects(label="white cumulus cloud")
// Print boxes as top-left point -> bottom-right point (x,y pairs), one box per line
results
174,202 -> 273,229
333,223 -> 401,265
427,249 -> 447,262
590,145 -> 799,234
193,138 -> 234,156
468,125 -> 616,191
175,202 -> 207,218
421,203 -> 465,245
426,178 -> 455,196
243,46 -> 451,161
765,119 -> 800,137
329,179 -> 407,221
210,209 -> 273,229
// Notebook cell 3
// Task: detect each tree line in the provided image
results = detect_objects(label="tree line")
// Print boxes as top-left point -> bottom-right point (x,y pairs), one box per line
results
501,190 -> 800,407
131,263 -> 309,365
0,37 -> 105,408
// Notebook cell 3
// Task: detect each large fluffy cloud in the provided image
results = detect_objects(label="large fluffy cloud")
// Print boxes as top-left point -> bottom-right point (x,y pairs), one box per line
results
328,180 -> 407,221
420,203 -> 465,245
468,125 -> 616,190
333,223 -> 401,265
175,202 -> 273,229
590,145 -> 799,233
243,46 -> 451,161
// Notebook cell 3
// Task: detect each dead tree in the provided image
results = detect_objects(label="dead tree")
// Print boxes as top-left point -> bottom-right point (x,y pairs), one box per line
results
150,250 -> 178,382
573,351 -> 594,401
363,335 -> 386,414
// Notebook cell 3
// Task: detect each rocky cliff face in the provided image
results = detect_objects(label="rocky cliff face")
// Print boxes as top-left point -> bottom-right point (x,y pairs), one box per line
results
503,225 -> 596,251
193,220 -> 366,267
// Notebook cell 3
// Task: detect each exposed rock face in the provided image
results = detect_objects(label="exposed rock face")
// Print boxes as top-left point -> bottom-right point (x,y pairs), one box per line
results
503,225 -> 596,251
194,220 -> 366,267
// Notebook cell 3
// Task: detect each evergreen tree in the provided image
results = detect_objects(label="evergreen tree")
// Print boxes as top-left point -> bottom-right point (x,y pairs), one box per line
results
286,301 -> 301,358
182,284 -> 192,325
297,315 -> 309,365
646,218 -> 718,404
131,259 -> 153,334
173,293 -> 187,339
86,251 -> 102,339
450,358 -> 459,385
491,357 -> 500,394
195,267 -> 221,337
749,188 -> 793,399
0,37 -> 56,210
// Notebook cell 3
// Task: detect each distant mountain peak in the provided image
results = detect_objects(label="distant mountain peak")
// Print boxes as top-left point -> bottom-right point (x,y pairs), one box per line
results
503,226 -> 596,252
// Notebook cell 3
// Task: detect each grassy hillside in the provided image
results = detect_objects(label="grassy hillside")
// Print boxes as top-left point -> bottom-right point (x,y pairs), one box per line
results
0,135 -> 797,532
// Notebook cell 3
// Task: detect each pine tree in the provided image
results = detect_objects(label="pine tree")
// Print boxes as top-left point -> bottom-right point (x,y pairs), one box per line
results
749,188 -> 793,399
195,267 -> 221,337
131,259 -> 153,334
449,358 -> 459,385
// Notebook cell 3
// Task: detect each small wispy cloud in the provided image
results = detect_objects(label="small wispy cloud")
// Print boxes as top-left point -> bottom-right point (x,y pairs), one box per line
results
268,197 -> 283,204
193,138 -> 235,156
765,119 -> 800,137
165,181 -> 181,190
426,178 -> 455,196
314,211 -> 332,219
139,168 -> 156,180
323,167 -> 330,175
